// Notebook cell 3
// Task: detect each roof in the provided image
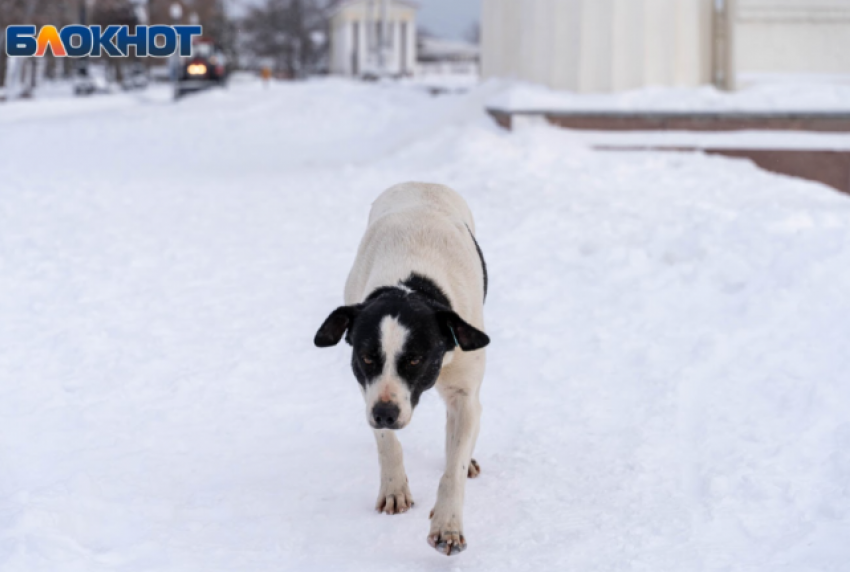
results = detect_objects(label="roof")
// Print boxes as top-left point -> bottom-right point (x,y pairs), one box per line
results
418,37 -> 480,62
330,0 -> 419,17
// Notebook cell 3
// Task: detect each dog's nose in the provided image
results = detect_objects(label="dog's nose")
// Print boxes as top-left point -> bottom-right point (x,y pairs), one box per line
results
372,402 -> 400,429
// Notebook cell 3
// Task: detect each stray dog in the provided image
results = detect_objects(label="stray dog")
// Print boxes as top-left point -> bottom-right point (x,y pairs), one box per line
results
314,182 -> 489,556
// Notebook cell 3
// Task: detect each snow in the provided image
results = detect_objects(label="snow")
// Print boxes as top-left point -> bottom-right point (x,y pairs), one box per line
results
522,127 -> 850,151
488,80 -> 850,113
402,71 -> 481,93
2,78 -> 850,572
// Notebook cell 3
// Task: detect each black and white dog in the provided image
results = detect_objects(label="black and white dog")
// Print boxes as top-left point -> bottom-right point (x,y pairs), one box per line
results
314,182 -> 489,556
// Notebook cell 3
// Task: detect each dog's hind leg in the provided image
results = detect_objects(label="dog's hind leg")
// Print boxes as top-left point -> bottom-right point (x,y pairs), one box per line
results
373,428 -> 413,515
428,386 -> 482,555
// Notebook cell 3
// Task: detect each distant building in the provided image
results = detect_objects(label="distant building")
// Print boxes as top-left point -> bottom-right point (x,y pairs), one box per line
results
481,0 -> 850,93
417,37 -> 480,76
329,0 -> 418,77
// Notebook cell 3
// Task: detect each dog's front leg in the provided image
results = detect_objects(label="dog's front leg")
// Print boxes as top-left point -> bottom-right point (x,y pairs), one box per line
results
373,428 -> 413,514
428,391 -> 481,555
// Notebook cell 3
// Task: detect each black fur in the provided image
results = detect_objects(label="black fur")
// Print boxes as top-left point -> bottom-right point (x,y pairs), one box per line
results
314,305 -> 361,347
314,273 -> 489,410
347,282 -> 448,408
466,225 -> 488,301
400,273 -> 452,309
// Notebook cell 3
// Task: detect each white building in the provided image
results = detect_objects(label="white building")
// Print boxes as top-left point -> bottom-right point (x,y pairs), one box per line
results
417,37 -> 480,76
481,0 -> 850,93
481,0 -> 715,93
735,0 -> 850,83
329,0 -> 418,77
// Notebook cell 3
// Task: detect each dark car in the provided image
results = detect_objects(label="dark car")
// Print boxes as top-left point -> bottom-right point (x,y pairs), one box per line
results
176,39 -> 228,98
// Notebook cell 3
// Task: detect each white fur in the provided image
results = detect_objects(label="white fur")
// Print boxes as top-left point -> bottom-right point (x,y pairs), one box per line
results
362,316 -> 413,428
344,182 -> 487,553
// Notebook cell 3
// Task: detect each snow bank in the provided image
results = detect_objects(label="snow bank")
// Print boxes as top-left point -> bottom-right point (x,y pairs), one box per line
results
533,128 -> 850,151
1,78 -> 849,572
488,80 -> 850,113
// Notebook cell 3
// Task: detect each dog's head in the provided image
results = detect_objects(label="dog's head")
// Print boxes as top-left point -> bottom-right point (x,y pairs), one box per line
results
314,283 -> 489,430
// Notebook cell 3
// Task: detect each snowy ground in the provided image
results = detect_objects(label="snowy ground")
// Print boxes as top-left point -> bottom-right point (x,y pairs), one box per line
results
489,80 -> 850,113
1,79 -> 850,572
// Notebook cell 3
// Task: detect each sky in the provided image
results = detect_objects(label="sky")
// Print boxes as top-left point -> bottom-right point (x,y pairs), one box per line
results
415,0 -> 481,41
229,0 -> 481,42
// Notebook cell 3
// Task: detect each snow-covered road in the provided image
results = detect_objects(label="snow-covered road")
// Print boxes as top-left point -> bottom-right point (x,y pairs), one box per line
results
1,79 -> 849,572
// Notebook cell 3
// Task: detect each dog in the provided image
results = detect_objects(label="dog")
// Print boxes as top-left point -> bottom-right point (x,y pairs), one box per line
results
314,182 -> 490,556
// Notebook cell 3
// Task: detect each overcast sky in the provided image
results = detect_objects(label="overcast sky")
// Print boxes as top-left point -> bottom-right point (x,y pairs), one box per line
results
415,0 -> 481,41
230,0 -> 482,42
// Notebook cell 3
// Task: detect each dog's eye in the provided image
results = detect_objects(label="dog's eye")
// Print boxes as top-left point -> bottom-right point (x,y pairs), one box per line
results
409,358 -> 421,366
362,356 -> 373,365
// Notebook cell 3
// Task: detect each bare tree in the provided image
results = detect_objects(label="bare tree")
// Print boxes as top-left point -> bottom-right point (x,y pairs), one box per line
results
0,0 -> 34,92
0,0 -> 71,94
146,0 -> 238,65
0,0 -> 244,96
0,2 -> 16,92
241,0 -> 336,78
90,0 -> 138,84
0,0 -> 131,94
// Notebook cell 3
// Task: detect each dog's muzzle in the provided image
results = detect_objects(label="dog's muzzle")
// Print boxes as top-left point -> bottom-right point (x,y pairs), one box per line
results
371,402 -> 401,429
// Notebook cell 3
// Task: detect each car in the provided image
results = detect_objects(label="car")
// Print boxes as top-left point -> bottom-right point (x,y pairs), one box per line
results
175,38 -> 228,98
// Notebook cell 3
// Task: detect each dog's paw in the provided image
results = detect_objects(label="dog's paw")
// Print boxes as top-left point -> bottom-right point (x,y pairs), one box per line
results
427,529 -> 467,556
467,458 -> 481,478
427,511 -> 466,555
375,478 -> 414,515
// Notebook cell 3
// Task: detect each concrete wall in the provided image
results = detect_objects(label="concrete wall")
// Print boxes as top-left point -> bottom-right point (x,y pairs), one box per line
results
481,0 -> 850,92
734,0 -> 850,77
481,0 -> 714,93
482,0 -> 713,92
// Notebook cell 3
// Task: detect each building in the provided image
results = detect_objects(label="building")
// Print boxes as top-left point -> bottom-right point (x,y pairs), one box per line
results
481,0 -> 850,93
417,37 -> 480,76
481,0 -> 715,93
734,0 -> 850,84
329,0 -> 418,77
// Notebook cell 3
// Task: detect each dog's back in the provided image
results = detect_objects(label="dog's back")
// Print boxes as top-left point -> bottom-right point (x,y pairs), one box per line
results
367,182 -> 476,233
344,182 -> 485,327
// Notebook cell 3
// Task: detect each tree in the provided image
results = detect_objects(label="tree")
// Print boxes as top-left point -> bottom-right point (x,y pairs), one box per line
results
0,0 -> 244,96
148,0 -> 237,62
241,0 -> 337,78
0,0 -> 75,94
90,0 -> 138,84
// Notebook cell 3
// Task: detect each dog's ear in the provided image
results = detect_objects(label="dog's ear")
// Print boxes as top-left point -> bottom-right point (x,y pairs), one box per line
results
435,310 -> 490,351
314,305 -> 361,347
